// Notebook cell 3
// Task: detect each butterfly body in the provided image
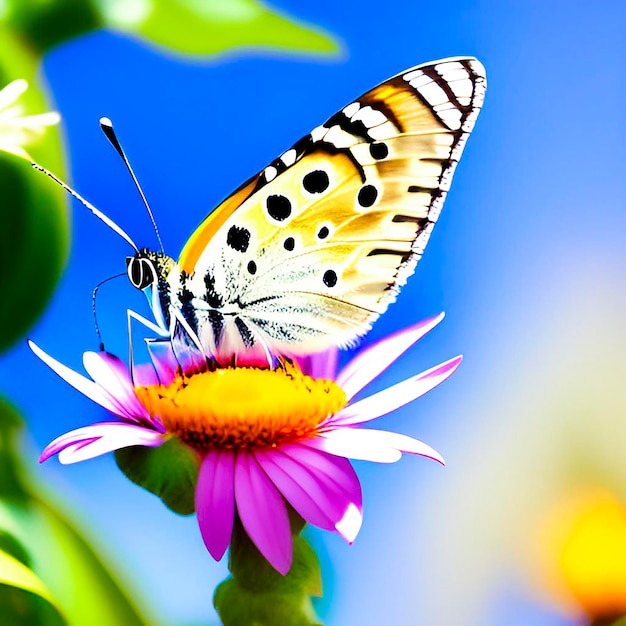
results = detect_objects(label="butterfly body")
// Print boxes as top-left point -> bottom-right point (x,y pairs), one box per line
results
128,57 -> 486,362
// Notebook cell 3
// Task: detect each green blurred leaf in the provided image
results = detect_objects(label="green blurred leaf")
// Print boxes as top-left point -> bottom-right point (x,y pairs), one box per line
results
0,529 -> 31,567
0,27 -> 69,354
4,0 -> 339,57
0,548 -> 66,626
100,0 -> 340,58
0,398 -> 156,626
115,437 -> 200,515
3,0 -> 102,55
215,519 -> 322,625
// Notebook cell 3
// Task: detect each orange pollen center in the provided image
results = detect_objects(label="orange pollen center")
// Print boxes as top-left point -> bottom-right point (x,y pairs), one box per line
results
135,362 -> 347,450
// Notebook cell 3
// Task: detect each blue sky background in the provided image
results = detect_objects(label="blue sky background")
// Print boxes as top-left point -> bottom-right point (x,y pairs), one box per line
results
1,1 -> 625,624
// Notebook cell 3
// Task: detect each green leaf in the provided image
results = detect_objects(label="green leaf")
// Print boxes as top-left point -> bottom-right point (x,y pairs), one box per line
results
0,27 -> 69,354
4,0 -> 339,58
3,0 -> 102,55
215,519 -> 323,625
0,529 -> 32,567
0,398 -> 156,626
115,437 -> 200,515
0,548 -> 67,626
96,0 -> 340,58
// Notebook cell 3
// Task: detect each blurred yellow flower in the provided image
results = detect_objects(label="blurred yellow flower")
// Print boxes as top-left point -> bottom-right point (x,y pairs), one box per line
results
0,79 -> 60,160
537,489 -> 626,622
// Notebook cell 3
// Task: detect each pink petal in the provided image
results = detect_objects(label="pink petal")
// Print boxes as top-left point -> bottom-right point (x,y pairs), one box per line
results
40,422 -> 165,464
336,313 -> 445,400
83,352 -> 149,420
254,450 -> 336,533
234,452 -> 292,575
280,443 -> 362,511
29,341 -> 128,418
303,432 -> 402,464
330,355 -> 462,427
296,348 -> 339,380
131,363 -> 159,387
195,450 -> 235,561
269,444 -> 363,543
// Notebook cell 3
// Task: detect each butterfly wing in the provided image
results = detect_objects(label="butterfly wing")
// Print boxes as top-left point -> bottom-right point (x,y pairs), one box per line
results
174,57 -> 486,358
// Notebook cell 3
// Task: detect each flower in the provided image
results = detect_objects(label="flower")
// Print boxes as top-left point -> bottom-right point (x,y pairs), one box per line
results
32,313 -> 460,574
535,489 -> 626,623
0,78 -> 60,160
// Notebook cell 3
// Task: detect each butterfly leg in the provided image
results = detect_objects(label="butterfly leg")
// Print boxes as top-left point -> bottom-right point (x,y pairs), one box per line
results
126,308 -> 169,380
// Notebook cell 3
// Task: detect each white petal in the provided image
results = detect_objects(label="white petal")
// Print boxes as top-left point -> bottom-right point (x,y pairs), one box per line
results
0,142 -> 31,160
40,422 -> 164,464
58,425 -> 165,464
303,433 -> 402,463
337,313 -> 445,400
331,356 -> 462,427
335,503 -> 363,544
345,428 -> 444,464
8,111 -> 60,128
29,341 -> 127,417
0,79 -> 28,112
82,352 -> 149,420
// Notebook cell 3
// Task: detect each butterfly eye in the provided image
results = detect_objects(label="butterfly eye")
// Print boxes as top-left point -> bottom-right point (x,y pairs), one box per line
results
127,256 -> 155,290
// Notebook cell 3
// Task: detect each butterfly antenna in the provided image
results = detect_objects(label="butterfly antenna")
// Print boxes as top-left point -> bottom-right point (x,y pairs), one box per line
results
31,162 -> 139,252
92,273 -> 126,351
99,117 -> 165,254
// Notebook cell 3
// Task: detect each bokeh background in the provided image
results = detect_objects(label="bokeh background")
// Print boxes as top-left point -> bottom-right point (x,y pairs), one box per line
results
2,1 -> 626,624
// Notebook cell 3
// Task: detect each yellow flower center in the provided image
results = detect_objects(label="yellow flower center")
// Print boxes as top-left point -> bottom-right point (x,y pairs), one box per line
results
135,361 -> 347,450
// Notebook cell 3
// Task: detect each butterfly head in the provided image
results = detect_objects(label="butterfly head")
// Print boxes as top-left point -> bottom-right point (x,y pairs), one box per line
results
126,248 -> 175,290
126,248 -> 176,334
127,248 -> 158,290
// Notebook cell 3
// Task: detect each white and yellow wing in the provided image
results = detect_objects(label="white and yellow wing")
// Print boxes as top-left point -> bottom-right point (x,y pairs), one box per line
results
175,57 -> 486,357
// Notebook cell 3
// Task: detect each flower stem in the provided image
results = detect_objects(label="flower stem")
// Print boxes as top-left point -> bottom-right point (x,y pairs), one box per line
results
214,513 -> 323,626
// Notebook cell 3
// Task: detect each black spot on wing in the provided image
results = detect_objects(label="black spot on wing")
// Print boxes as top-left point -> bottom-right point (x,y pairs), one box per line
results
203,271 -> 223,308
302,170 -> 330,194
317,226 -> 330,240
226,225 -> 251,253
266,195 -> 292,221
357,185 -> 378,207
178,285 -> 199,336
323,269 -> 338,288
369,142 -> 388,160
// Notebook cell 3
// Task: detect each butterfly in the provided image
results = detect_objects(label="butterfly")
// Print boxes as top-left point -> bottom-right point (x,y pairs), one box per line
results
36,57 -> 486,365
